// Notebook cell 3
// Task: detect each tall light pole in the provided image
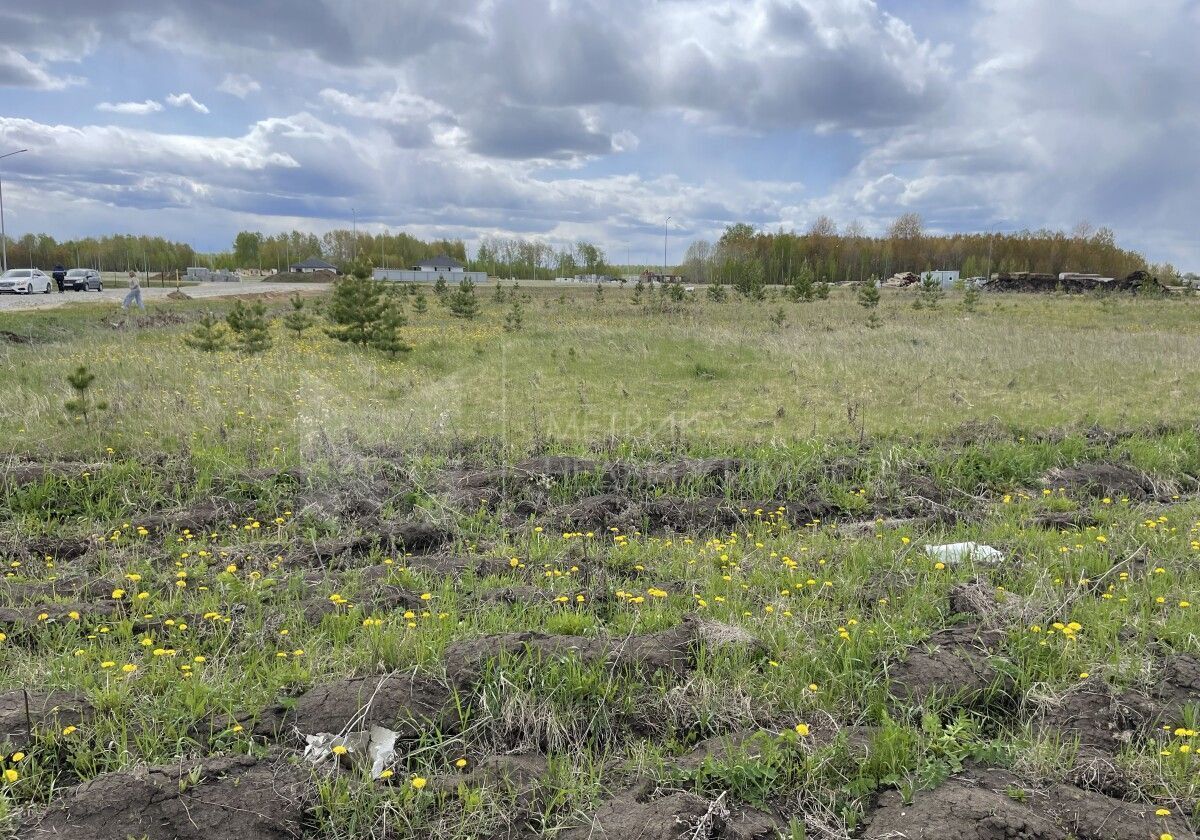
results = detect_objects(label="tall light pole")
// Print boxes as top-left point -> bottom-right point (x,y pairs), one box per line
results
351,207 -> 357,265
663,216 -> 671,279
0,148 -> 29,273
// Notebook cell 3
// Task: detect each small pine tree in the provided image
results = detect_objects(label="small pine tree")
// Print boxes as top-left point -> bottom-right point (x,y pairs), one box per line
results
503,299 -> 524,332
918,272 -> 944,309
961,282 -> 981,313
413,288 -> 428,314
281,294 -> 314,338
707,281 -> 728,302
433,274 -> 448,298
664,282 -> 686,302
184,311 -> 227,352
787,266 -> 815,302
369,300 -> 411,358
492,282 -> 506,303
866,309 -> 883,329
769,307 -> 786,329
226,301 -> 273,354
446,278 -> 481,319
64,365 -> 107,424
814,279 -> 830,300
857,276 -> 880,309
631,278 -> 645,304
325,275 -> 387,344
594,283 -> 604,302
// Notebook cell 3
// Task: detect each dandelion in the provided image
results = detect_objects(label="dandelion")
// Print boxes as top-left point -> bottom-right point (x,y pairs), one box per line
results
411,776 -> 427,790
1156,809 -> 1172,817
455,758 -> 468,768
3,769 -> 17,783
122,664 -> 137,673
62,726 -> 77,736
111,588 -> 125,599
794,723 -> 810,737
11,752 -> 24,762
379,769 -> 394,779
332,745 -> 348,756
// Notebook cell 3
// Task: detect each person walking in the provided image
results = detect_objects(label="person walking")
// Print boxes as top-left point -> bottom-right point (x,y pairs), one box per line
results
122,273 -> 145,311
53,264 -> 66,293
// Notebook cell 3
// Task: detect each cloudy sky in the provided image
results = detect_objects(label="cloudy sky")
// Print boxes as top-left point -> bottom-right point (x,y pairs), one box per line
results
1,0 -> 1197,267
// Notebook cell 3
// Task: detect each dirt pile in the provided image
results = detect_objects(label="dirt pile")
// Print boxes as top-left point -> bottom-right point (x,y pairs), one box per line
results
982,270 -> 1166,294
559,781 -> 779,840
1041,461 -> 1162,500
886,624 -> 1015,707
863,767 -> 1196,840
19,755 -> 309,840
1,690 -> 92,747
248,673 -> 457,741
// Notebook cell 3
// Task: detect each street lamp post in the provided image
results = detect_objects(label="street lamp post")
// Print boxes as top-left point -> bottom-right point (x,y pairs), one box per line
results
0,149 -> 29,274
663,216 -> 671,279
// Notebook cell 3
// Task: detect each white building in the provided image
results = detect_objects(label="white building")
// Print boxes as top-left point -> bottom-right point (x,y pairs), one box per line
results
924,270 -> 960,289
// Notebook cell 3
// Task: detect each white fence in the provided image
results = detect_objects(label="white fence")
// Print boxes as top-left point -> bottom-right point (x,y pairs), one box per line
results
373,269 -> 488,284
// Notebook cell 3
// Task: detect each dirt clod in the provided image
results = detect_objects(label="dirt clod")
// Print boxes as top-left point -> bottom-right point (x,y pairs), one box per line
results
19,755 -> 308,840
887,624 -> 1013,706
1,689 -> 91,747
1041,462 -> 1160,500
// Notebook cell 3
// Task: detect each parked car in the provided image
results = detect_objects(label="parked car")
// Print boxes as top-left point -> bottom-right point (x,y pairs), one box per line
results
0,268 -> 52,294
64,268 -> 103,291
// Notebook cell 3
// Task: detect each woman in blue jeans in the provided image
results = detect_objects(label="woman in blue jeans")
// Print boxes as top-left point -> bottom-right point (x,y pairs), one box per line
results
122,274 -> 145,311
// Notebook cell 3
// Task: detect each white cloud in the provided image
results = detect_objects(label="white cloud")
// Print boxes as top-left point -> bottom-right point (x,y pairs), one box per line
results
96,99 -> 163,115
0,46 -> 84,90
166,92 -> 210,114
217,73 -> 261,98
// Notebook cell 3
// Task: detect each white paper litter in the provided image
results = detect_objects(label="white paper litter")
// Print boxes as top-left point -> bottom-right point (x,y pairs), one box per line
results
303,725 -> 397,779
923,542 -> 1004,565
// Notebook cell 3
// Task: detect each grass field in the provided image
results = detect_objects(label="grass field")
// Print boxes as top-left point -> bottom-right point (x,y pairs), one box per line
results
1,284 -> 1200,839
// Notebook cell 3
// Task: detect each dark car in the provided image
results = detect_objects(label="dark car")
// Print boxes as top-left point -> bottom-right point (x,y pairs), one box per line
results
64,268 -> 103,291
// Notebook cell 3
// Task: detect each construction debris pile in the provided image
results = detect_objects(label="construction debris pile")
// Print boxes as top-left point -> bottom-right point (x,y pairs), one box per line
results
980,270 -> 1164,294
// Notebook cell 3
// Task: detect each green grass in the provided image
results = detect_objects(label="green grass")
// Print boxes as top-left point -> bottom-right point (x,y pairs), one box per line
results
1,284 -> 1199,837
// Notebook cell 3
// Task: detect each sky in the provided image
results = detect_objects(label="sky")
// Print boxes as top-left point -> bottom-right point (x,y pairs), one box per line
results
0,0 -> 1197,268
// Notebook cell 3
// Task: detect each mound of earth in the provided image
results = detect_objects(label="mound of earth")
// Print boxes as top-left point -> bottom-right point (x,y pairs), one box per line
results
559,781 -> 779,840
132,498 -> 253,535
545,494 -> 827,535
1041,462 -> 1158,500
886,624 -> 1014,707
1151,653 -> 1200,722
0,461 -> 97,488
249,672 -> 457,741
1026,509 -> 1100,530
0,600 -> 119,628
1034,678 -> 1156,757
603,457 -> 743,489
18,754 -> 309,840
862,767 -> 1196,840
1,689 -> 92,747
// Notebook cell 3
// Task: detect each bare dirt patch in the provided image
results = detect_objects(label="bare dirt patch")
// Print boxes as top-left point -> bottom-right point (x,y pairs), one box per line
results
862,767 -> 1196,840
1,689 -> 92,747
19,754 -> 309,840
886,624 -> 1014,707
1041,461 -> 1163,500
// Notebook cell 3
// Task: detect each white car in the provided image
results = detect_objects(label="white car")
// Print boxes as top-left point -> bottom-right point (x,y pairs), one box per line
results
0,268 -> 52,294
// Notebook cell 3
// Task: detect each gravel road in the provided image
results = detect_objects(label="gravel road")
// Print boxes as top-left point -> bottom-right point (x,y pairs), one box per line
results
0,282 -> 328,313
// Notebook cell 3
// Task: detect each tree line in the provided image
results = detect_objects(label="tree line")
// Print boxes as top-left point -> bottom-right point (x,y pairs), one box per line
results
1,233 -> 198,273
681,215 -> 1163,290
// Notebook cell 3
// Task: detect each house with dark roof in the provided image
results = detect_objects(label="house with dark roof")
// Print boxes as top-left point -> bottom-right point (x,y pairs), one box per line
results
412,254 -> 465,272
289,257 -> 339,274
375,253 -> 485,285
